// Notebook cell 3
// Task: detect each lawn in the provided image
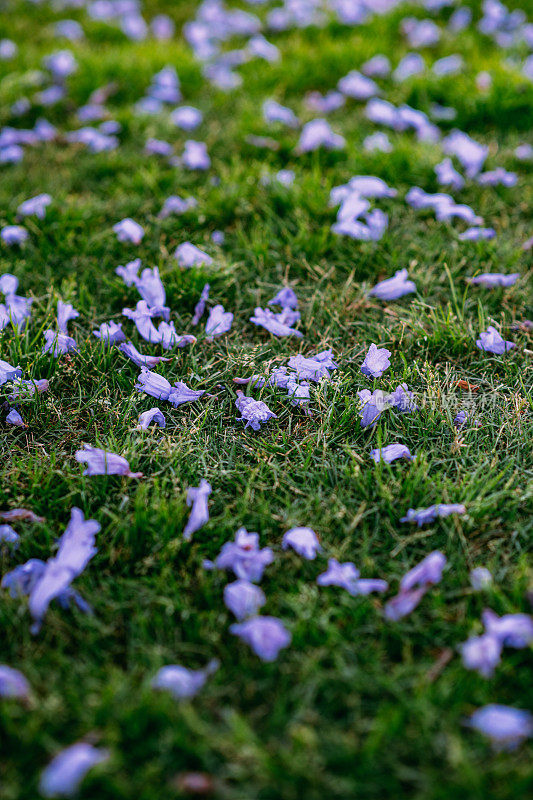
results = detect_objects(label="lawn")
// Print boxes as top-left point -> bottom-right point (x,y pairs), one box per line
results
0,1 -> 532,798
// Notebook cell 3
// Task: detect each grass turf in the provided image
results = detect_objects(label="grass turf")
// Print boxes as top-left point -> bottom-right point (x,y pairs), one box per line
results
0,1 -> 532,798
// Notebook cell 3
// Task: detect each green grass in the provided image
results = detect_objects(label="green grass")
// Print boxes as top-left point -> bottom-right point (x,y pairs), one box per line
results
0,1 -> 532,798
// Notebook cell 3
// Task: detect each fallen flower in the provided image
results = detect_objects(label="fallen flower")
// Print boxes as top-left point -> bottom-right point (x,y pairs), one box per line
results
0,508 -> 44,523
250,307 -> 302,338
0,359 -> 22,385
361,343 -> 391,378
0,665 -> 30,699
370,443 -> 413,463
282,527 -> 321,559
470,567 -> 493,590
215,528 -> 274,583
39,742 -> 110,798
297,118 -> 345,153
369,268 -> 416,301
192,283 -> 210,325
175,242 -> 213,268
113,218 -> 144,244
57,300 -> 79,334
93,321 -> 126,344
151,659 -> 219,700
0,525 -> 19,545
6,408 -> 25,427
75,445 -> 142,477
235,390 -> 277,431
137,407 -> 166,430
223,580 -> 266,620
205,304 -> 233,339
183,479 -> 212,541
401,504 -> 466,526
460,634 -> 502,677
467,705 -> 533,750
230,616 -> 291,661
468,273 -> 519,288
42,330 -> 78,357
476,326 -> 515,355
118,341 -> 171,369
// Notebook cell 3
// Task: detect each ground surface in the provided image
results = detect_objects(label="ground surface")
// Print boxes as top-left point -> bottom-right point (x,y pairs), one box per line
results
0,1 -> 532,799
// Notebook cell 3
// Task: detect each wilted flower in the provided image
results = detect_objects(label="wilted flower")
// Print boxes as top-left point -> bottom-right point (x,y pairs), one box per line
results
268,287 -> 298,309
39,743 -> 109,798
135,370 -> 204,407
118,341 -> 171,369
235,390 -> 277,432
250,307 -> 302,338
137,407 -> 166,431
205,304 -> 233,339
151,659 -> 219,700
361,343 -> 391,378
476,326 -> 515,355
370,444 -> 413,463
0,508 -> 44,523
230,616 -> 291,661
215,528 -> 274,582
400,551 -> 447,592
183,479 -> 212,541
75,445 -> 142,477
282,527 -> 321,559
0,665 -> 30,699
175,242 -> 213,268
467,705 -> 533,750
317,558 -> 360,594
369,269 -> 416,301
0,359 -> 23,385
113,218 -> 144,244
482,609 -> 533,649
223,580 -> 266,620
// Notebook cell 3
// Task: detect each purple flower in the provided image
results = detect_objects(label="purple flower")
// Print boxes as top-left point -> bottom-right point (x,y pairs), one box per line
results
224,580 -> 266,620
0,359 -> 22,386
287,379 -> 311,413
459,227 -> 496,241
6,408 -> 25,427
17,193 -> 52,219
263,99 -> 298,127
402,18 -> 440,48
118,341 -> 171,369
388,383 -> 417,413
135,370 -> 204,407
476,326 -> 515,355
401,503 -> 466,526
268,287 -> 298,309
8,378 -> 49,400
28,507 -> 100,632
477,168 -> 517,188
467,705 -> 533,750
137,407 -> 166,431
317,558 -> 360,594
297,119 -> 345,153
282,527 -> 321,559
0,273 -> 18,295
370,444 -> 413,464
435,158 -> 465,191
470,567 -> 493,590
151,14 -> 175,40
39,743 -> 109,798
384,586 -> 428,621
287,353 -> 334,381
305,90 -> 345,113
175,242 -> 213,268
183,479 -> 212,541
435,201 -> 482,225
0,524 -> 19,545
182,140 -> 210,170
235,390 -> 277,432
75,445 -> 142,478
157,322 -> 196,350
122,300 -> 169,342
158,195 -> 197,218
332,209 -> 388,241
468,273 -> 519,288
0,508 -> 44,523
393,53 -> 425,82
358,389 -> 390,428
42,49 -> 77,79
353,579 -> 389,595
171,106 -> 203,130
433,54 -> 464,77
192,283 -> 210,325
0,225 -> 30,245
363,133 -> 392,153
116,260 -> 141,289
482,610 -> 533,649
215,528 -> 274,583
113,218 -> 144,244
133,267 -> 166,308
151,659 -> 218,700
205,304 -> 233,339
361,343 -> 391,378
93,321 -> 126,345
362,54 -> 390,78
57,300 -> 79,333
369,269 -> 416,301
0,665 -> 30,699
145,138 -> 173,157
460,634 -> 502,677
250,307 -> 302,338
42,330 -> 78,357
443,130 -> 488,177
230,616 -> 291,661
338,70 -> 380,100
400,551 -> 447,592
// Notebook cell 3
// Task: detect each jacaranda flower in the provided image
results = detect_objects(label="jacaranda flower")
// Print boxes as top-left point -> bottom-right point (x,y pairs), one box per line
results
183,479 -> 212,541
75,445 -> 143,477
230,616 -> 291,661
223,580 -> 266,620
